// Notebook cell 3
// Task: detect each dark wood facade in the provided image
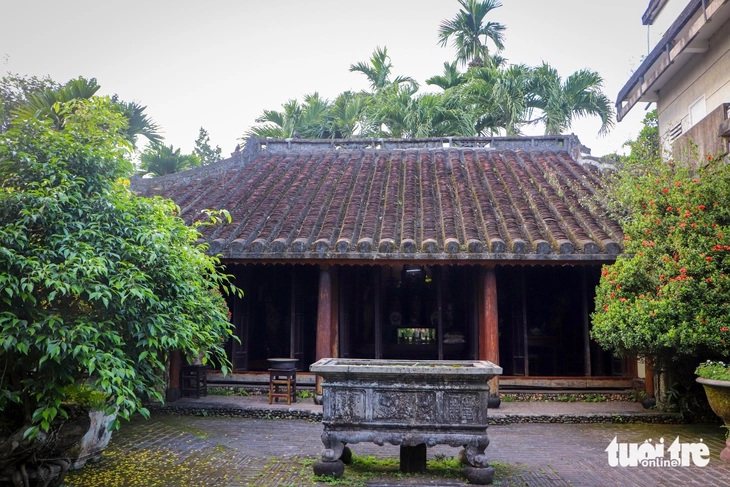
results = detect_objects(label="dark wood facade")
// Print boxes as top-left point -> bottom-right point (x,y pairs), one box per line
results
220,262 -> 626,384
130,136 -> 634,391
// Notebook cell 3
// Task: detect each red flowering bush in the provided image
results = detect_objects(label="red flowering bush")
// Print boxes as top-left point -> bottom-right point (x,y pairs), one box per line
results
591,154 -> 730,361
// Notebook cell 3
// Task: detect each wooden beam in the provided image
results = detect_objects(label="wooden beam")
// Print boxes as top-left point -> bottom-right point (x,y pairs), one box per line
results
315,266 -> 332,397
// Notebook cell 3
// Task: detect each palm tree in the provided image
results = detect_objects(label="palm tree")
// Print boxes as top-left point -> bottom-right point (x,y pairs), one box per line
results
245,93 -> 334,139
438,0 -> 506,68
12,77 -> 162,145
529,63 -> 614,135
426,61 -> 466,91
349,46 -> 417,92
139,143 -> 199,177
458,64 -> 535,136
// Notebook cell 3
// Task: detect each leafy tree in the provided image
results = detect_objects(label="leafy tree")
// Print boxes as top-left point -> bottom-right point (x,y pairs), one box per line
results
10,76 -> 161,147
349,46 -> 417,92
591,153 -> 730,403
0,73 -> 60,132
528,63 -> 614,136
193,127 -> 222,165
0,97 -> 237,452
438,0 -> 506,68
139,143 -> 200,177
624,110 -> 660,164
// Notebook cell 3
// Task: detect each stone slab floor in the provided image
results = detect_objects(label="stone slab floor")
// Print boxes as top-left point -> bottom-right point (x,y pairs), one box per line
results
64,415 -> 730,487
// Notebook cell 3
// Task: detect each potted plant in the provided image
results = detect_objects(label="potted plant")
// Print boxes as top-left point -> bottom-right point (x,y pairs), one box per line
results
696,360 -> 730,461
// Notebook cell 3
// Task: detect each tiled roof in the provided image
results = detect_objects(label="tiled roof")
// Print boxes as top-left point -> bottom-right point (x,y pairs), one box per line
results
131,136 -> 623,262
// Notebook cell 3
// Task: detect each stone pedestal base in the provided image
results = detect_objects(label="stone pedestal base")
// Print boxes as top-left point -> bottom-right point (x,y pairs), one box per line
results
399,444 -> 427,473
464,465 -> 495,485
312,460 -> 344,479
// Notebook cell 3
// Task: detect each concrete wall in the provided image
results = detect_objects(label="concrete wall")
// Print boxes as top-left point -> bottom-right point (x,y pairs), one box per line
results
657,16 -> 730,149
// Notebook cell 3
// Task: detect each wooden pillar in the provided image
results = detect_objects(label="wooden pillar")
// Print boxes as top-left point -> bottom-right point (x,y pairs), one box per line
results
645,358 -> 655,398
373,266 -> 382,359
330,266 -> 339,358
167,350 -> 181,402
581,267 -> 592,377
290,267 -> 296,360
315,266 -> 332,399
437,266 -> 444,360
479,267 -> 500,398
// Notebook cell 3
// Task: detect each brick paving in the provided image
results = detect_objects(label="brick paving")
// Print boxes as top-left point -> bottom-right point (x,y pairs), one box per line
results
64,398 -> 730,487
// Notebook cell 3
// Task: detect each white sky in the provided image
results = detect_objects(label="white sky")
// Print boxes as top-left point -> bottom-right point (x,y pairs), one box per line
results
2,0 -> 652,157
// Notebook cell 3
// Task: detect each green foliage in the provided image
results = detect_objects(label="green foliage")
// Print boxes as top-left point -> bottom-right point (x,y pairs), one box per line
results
243,5 -> 613,140
591,153 -> 730,363
696,360 -> 730,381
139,143 -> 200,176
193,127 -> 222,165
0,73 -> 60,132
63,384 -> 110,411
625,110 -> 660,164
0,97 -> 238,439
438,0 -> 506,68
583,394 -> 607,403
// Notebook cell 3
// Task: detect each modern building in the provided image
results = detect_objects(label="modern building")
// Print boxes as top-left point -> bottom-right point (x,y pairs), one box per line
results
616,0 -> 730,161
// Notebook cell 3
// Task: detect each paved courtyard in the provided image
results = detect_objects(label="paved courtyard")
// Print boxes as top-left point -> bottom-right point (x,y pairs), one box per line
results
64,407 -> 730,487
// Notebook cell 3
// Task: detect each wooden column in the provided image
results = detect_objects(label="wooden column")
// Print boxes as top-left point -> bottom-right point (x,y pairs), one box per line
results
479,267 -> 500,398
290,267 -> 296,360
167,350 -> 181,402
645,358 -> 655,398
315,266 -> 332,398
437,266 -> 444,361
330,266 -> 339,358
581,267 -> 592,377
373,266 -> 382,359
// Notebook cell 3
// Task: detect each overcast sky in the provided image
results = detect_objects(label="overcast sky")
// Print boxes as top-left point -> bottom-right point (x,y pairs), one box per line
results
2,1 -> 652,157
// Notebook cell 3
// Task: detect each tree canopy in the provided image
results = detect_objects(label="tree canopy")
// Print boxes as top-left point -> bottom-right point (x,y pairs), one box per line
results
0,96 -> 237,443
243,3 -> 613,141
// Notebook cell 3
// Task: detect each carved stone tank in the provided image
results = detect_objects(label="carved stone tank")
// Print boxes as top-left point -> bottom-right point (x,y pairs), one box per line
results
310,358 -> 502,484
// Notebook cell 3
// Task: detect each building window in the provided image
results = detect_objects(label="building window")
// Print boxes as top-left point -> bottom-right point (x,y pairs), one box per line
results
689,95 -> 706,128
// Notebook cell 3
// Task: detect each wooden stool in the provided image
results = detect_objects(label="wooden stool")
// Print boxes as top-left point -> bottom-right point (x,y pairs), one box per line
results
180,364 -> 208,398
269,368 -> 297,405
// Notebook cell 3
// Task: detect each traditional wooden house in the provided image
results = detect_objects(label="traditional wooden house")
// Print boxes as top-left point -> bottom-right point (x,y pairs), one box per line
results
131,135 -> 634,399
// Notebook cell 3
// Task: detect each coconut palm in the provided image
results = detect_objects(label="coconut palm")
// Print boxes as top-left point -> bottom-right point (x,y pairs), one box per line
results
245,93 -> 335,139
458,64 -> 535,136
350,46 -> 417,93
139,143 -> 199,177
438,0 -> 506,68
529,63 -> 614,135
426,61 -> 466,91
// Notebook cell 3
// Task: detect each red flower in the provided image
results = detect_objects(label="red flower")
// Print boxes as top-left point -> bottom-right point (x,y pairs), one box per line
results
680,267 -> 687,273
721,327 -> 728,332
718,234 -> 723,238
666,206 -> 672,211
662,188 -> 669,193
697,205 -> 705,210
675,181 -> 682,187
706,256 -> 712,262
707,155 -> 713,161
